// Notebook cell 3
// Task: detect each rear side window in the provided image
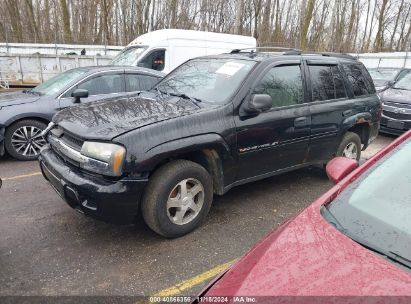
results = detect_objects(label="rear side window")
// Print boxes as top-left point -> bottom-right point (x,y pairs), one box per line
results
126,74 -> 161,92
309,65 -> 347,101
343,63 -> 375,96
77,74 -> 125,95
253,65 -> 303,108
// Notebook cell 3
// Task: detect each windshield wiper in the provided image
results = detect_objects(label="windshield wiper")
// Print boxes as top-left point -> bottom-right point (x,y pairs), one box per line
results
320,206 -> 411,270
168,92 -> 202,106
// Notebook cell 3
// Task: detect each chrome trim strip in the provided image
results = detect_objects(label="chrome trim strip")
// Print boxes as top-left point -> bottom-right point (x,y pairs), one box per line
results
48,134 -> 109,171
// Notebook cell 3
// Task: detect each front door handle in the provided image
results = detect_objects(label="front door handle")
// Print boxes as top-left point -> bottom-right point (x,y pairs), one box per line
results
294,116 -> 310,127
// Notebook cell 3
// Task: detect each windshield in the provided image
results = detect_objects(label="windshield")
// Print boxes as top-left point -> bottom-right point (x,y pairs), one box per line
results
393,73 -> 411,90
155,58 -> 256,104
31,68 -> 87,96
111,46 -> 147,66
368,69 -> 399,81
325,138 -> 411,270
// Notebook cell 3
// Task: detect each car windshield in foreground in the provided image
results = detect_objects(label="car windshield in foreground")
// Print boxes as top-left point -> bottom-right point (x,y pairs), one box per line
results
154,58 -> 256,104
324,137 -> 411,271
368,69 -> 399,81
31,69 -> 87,96
111,46 -> 147,66
393,73 -> 411,91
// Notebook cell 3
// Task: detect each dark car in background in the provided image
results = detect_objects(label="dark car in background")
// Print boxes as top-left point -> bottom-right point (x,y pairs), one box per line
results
0,66 -> 164,160
39,51 -> 380,238
368,67 -> 411,92
379,72 -> 411,135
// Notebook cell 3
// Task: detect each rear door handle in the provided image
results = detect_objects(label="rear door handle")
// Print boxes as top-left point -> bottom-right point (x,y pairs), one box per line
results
294,116 -> 310,127
343,109 -> 353,117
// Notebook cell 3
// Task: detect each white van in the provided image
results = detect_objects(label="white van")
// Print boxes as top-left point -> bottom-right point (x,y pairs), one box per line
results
111,29 -> 257,73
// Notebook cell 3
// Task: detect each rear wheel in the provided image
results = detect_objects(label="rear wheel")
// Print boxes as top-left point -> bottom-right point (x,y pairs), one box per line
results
5,120 -> 47,161
142,160 -> 213,238
336,131 -> 361,161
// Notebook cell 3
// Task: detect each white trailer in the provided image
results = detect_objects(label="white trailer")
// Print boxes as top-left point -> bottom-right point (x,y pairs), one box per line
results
111,29 -> 257,73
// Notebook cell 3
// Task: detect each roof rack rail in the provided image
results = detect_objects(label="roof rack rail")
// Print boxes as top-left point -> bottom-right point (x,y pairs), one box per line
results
230,47 -> 301,54
284,50 -> 357,60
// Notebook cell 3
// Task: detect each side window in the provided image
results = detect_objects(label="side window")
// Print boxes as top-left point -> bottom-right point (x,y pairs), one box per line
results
77,74 -> 125,96
252,65 -> 303,108
126,74 -> 161,92
342,63 -> 374,96
309,65 -> 335,101
138,49 -> 165,71
309,65 -> 347,101
332,66 -> 347,99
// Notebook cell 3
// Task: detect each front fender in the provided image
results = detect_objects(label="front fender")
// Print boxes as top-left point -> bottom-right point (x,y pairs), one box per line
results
138,133 -> 231,172
4,112 -> 51,127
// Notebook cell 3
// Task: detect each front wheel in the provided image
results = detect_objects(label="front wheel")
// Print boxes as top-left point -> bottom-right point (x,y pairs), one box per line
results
336,131 -> 361,161
5,120 -> 47,161
142,160 -> 213,238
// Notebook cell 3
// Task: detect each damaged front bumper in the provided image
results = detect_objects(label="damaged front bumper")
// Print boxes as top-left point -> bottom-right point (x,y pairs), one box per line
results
0,127 -> 5,156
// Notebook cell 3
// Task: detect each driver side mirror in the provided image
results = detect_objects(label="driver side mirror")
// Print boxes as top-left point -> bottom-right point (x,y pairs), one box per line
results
326,157 -> 359,184
71,89 -> 89,103
387,80 -> 395,87
240,94 -> 272,117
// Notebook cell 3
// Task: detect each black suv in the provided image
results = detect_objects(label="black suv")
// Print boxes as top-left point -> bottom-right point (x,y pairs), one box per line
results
39,51 -> 381,237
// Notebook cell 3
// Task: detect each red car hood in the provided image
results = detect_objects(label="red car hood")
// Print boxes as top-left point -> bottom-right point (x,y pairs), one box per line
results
206,189 -> 411,296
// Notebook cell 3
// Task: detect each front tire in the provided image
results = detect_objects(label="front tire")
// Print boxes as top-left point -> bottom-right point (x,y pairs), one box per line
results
5,120 -> 47,161
336,131 -> 361,161
142,160 -> 213,238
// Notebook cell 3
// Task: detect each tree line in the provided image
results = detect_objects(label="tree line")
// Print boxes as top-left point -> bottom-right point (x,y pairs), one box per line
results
1,0 -> 411,53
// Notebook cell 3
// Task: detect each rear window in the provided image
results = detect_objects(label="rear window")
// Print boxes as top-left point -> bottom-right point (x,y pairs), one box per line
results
342,63 -> 376,96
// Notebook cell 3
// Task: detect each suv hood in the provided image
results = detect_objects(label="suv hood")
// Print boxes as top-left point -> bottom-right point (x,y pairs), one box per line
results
53,93 -> 203,140
380,88 -> 411,105
0,90 -> 41,107
205,203 -> 411,296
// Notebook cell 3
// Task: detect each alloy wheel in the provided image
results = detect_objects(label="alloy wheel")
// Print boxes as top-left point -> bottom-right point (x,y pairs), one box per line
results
166,178 -> 205,225
342,142 -> 358,160
11,126 -> 46,157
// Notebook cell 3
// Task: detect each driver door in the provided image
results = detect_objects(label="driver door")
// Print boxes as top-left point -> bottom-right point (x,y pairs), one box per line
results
235,62 -> 311,181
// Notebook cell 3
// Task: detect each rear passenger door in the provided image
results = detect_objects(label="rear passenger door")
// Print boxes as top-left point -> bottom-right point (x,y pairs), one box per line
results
235,61 -> 311,181
305,60 -> 352,163
306,60 -> 377,163
125,73 -> 162,92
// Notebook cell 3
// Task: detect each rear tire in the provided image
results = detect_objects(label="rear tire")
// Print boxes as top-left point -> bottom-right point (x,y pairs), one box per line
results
5,120 -> 47,161
141,160 -> 213,238
336,131 -> 361,161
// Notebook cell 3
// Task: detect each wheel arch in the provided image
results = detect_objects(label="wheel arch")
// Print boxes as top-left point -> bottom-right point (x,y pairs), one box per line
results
343,113 -> 372,150
5,115 -> 50,129
139,134 -> 231,195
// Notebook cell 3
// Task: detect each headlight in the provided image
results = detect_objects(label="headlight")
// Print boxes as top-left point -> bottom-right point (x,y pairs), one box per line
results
81,142 -> 126,176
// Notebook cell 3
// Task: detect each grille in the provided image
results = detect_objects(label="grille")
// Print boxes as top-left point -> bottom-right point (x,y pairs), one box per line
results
48,126 -> 84,167
383,110 -> 411,120
61,132 -> 84,150
384,101 -> 411,110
